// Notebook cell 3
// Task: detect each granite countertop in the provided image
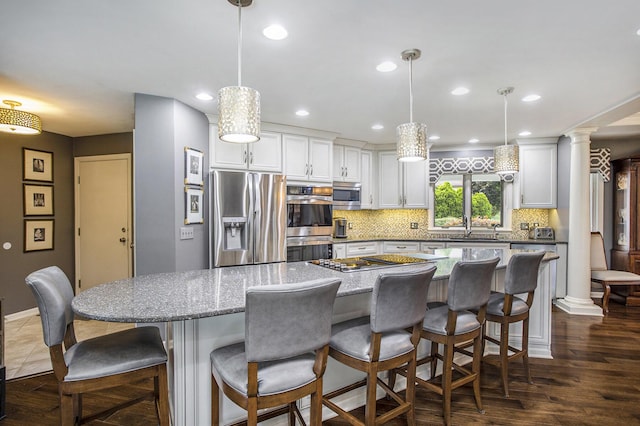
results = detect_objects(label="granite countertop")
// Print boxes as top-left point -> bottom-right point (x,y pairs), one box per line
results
333,236 -> 566,244
72,248 -> 558,324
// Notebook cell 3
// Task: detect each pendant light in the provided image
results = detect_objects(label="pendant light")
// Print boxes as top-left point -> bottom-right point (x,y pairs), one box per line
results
397,49 -> 427,162
493,87 -> 519,174
218,0 -> 260,143
0,100 -> 42,135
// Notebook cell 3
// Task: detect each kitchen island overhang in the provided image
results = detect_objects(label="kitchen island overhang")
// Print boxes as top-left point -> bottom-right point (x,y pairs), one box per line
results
72,248 -> 558,425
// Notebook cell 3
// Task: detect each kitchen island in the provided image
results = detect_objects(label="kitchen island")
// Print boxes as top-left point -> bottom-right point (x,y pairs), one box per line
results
73,248 -> 558,426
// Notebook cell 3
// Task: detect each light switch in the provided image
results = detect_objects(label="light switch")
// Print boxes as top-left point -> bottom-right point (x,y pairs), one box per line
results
180,227 -> 194,240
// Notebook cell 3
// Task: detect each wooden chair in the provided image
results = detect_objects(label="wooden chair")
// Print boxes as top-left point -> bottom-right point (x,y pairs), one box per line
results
322,266 -> 437,426
415,257 -> 499,426
210,278 -> 341,425
24,266 -> 169,426
591,232 -> 640,312
483,251 -> 545,397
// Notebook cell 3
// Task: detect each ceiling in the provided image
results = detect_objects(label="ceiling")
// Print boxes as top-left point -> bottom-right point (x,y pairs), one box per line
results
1,0 -> 640,148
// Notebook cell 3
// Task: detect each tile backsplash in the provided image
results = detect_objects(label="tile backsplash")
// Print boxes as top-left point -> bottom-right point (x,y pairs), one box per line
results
333,208 -> 550,240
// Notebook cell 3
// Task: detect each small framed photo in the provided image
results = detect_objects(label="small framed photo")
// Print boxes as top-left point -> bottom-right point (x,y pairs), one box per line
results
185,187 -> 204,224
184,147 -> 204,186
23,184 -> 54,216
23,148 -> 54,182
24,219 -> 54,252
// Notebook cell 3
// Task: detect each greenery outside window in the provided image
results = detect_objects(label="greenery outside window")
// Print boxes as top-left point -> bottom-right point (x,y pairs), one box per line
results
432,173 -> 510,231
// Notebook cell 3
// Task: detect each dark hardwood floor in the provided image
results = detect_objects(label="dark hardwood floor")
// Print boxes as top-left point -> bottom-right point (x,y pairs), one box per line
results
4,302 -> 640,425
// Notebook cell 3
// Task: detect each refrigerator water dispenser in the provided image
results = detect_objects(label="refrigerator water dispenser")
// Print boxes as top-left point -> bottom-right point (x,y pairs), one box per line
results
223,217 -> 247,250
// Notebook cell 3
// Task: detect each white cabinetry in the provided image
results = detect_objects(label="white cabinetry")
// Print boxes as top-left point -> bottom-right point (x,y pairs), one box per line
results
346,241 -> 379,257
420,242 -> 446,253
360,150 -> 375,209
378,151 -> 428,209
332,243 -> 346,259
210,125 -> 282,172
333,145 -> 361,182
284,135 -> 333,183
382,241 -> 420,253
516,141 -> 557,208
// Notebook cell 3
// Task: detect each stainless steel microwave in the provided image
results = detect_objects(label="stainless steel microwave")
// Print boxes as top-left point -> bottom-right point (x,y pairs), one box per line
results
332,181 -> 361,210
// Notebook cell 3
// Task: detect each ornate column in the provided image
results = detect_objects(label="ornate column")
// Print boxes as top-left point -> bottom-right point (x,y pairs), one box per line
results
556,127 -> 603,316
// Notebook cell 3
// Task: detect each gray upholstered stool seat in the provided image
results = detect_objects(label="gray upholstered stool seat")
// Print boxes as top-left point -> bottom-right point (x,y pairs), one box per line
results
323,266 -> 437,426
64,326 -> 167,381
210,342 -> 317,396
413,257 -> 499,426
210,278 -> 341,426
25,266 -> 169,426
483,251 -> 545,398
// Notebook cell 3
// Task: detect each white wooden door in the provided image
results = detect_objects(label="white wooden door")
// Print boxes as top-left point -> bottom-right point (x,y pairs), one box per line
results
75,154 -> 132,292
403,160 -> 429,208
308,138 -> 333,183
249,131 -> 282,172
378,151 -> 401,208
343,146 -> 361,182
283,134 -> 310,181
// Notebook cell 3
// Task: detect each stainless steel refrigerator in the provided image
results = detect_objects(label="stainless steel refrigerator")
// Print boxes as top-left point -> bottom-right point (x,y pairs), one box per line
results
211,170 -> 287,267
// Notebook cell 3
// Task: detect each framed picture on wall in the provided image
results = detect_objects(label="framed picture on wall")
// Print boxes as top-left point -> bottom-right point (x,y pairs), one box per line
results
24,219 -> 54,252
23,184 -> 54,216
184,147 -> 204,186
23,148 -> 54,182
185,187 -> 204,224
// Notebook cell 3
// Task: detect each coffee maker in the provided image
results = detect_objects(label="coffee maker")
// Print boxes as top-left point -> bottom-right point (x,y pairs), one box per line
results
334,217 -> 347,238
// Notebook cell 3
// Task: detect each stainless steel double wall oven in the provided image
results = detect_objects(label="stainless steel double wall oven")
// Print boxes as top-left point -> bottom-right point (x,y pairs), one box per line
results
286,185 -> 333,261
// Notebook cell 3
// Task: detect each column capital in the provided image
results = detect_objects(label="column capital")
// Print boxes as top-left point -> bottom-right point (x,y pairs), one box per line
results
564,127 -> 599,144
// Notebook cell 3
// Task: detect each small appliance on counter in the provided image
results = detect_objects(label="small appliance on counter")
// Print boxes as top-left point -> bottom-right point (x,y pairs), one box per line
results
334,217 -> 347,238
529,227 -> 555,240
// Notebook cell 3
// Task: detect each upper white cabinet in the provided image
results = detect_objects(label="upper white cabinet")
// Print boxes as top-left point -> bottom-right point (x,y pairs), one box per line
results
210,125 -> 282,172
516,141 -> 557,208
333,145 -> 361,182
378,151 -> 428,209
284,134 -> 333,183
360,150 -> 375,209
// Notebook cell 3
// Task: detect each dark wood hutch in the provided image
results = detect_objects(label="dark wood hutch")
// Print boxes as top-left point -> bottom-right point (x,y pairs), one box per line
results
611,157 -> 640,305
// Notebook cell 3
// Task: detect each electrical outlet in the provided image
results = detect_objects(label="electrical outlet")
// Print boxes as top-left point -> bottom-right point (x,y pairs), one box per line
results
533,222 -> 539,228
410,222 -> 418,229
520,222 -> 529,230
348,222 -> 353,229
180,227 -> 194,240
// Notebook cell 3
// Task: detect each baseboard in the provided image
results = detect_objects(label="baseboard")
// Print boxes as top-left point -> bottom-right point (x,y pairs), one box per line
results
4,307 -> 39,322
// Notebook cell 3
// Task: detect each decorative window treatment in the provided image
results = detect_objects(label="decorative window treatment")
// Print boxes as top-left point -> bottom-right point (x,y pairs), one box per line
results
590,148 -> 610,182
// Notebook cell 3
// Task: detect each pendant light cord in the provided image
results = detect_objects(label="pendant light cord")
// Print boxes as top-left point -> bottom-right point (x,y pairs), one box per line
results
408,55 -> 413,123
237,0 -> 242,87
503,92 -> 508,146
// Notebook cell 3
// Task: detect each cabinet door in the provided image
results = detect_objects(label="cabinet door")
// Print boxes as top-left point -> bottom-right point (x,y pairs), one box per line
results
383,241 -> 420,253
209,125 -> 247,170
378,151 -> 401,208
249,132 -> 282,172
360,150 -> 374,208
308,138 -> 333,183
519,144 -> 557,208
283,134 -> 310,181
333,146 -> 344,180
343,146 -> 361,182
333,243 -> 346,259
346,241 -> 379,257
420,242 -> 445,253
403,160 -> 428,208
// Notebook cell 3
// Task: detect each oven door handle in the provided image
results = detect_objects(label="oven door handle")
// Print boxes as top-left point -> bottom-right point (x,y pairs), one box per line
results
287,237 -> 333,247
286,197 -> 333,205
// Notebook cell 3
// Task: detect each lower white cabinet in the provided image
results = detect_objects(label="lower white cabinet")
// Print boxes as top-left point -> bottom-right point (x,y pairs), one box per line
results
382,241 -> 420,253
420,242 -> 446,253
346,241 -> 379,257
332,243 -> 346,259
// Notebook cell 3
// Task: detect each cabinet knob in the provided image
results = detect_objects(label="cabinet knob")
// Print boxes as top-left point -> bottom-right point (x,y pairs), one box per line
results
310,164 -> 313,175
243,150 -> 247,164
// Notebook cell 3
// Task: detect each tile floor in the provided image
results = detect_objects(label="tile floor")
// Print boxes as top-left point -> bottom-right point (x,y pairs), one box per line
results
3,314 -> 132,380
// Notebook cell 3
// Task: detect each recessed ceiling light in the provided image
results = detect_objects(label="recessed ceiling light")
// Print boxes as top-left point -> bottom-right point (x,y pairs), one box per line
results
469,138 -> 479,143
196,93 -> 213,101
371,124 -> 384,130
428,135 -> 440,141
263,24 -> 288,40
451,87 -> 470,96
376,61 -> 397,72
522,94 -> 541,102
295,109 -> 309,117
519,130 -> 532,136
636,28 -> 640,36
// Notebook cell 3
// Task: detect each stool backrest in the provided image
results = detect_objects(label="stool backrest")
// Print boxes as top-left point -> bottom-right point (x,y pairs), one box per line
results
25,266 -> 75,348
447,257 -> 499,311
590,232 -> 608,271
370,265 -> 437,333
245,278 -> 341,362
504,251 -> 545,295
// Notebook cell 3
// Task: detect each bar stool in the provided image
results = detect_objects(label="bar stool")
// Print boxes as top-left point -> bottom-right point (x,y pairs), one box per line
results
25,266 -> 170,426
415,257 -> 499,425
483,251 -> 545,397
322,266 -> 437,426
210,278 -> 341,426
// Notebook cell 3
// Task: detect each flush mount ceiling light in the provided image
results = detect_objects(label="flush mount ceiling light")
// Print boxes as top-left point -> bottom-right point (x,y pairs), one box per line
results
376,61 -> 397,72
262,24 -> 288,40
493,87 -> 519,174
396,49 -> 427,162
451,87 -> 469,96
522,94 -> 541,102
218,0 -> 260,143
0,100 -> 42,135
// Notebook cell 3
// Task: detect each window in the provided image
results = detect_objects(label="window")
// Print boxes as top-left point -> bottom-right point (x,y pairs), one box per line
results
433,174 -> 505,230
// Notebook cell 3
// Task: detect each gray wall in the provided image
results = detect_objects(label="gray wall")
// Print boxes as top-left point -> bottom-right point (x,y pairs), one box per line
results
552,136 -> 571,241
133,94 -> 209,275
74,132 -> 133,157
